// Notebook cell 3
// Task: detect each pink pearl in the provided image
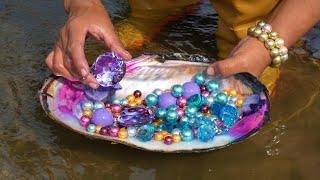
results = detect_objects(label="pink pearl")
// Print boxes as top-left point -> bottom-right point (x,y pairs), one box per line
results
108,126 -> 120,137
164,136 -> 173,145
111,104 -> 122,113
176,96 -> 187,108
79,116 -> 91,127
177,108 -> 185,119
201,91 -> 210,97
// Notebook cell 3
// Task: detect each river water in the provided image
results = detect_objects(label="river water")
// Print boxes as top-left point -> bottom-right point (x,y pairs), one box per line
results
0,0 -> 319,179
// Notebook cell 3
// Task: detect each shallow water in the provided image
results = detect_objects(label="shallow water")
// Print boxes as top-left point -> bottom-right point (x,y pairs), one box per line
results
0,0 -> 319,179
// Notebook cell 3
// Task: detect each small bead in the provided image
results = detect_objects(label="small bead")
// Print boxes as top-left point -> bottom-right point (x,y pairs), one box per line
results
112,98 -> 121,104
272,56 -> 282,67
229,90 -> 237,97
269,31 -> 279,40
118,128 -> 128,139
275,38 -> 285,48
153,89 -> 163,96
164,136 -> 174,145
200,85 -> 208,92
82,100 -> 93,110
258,32 -> 269,42
172,134 -> 181,143
95,125 -> 102,133
133,90 -> 142,98
154,132 -> 164,141
83,109 -> 93,117
270,48 -> 280,58
126,95 -> 136,102
134,97 -> 144,105
200,105 -> 210,114
120,99 -> 128,106
262,24 -> 272,33
171,128 -> 181,135
253,27 -> 262,37
206,80 -> 219,92
236,99 -> 244,107
256,21 -> 266,28
280,54 -> 289,62
265,39 -> 275,50
87,124 -> 96,133
145,94 -> 158,106
127,126 -> 137,137
193,73 -> 207,85
171,84 -> 184,97
279,46 -> 288,56
247,26 -> 256,36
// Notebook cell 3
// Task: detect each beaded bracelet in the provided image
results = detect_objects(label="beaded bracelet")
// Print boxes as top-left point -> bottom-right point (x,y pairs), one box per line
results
247,21 -> 288,67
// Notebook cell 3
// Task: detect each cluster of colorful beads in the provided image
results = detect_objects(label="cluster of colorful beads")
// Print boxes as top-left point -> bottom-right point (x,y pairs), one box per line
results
78,72 -> 245,145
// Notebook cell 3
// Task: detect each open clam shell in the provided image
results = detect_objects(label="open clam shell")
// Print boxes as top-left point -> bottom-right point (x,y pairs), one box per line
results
39,54 -> 270,153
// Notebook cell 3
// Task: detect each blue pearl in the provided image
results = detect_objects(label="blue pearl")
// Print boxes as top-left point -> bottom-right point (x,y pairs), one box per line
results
145,94 -> 158,106
136,125 -> 154,142
185,105 -> 198,117
208,115 -> 218,123
165,109 -> 179,124
87,124 -> 96,133
215,92 -> 228,104
197,125 -> 215,142
167,105 -> 178,111
155,108 -> 167,118
206,80 -> 219,92
193,73 -> 206,85
205,95 -> 215,105
120,99 -> 128,106
211,103 -> 223,116
195,116 -> 211,128
219,105 -> 238,128
180,116 -> 189,123
153,88 -> 163,96
187,94 -> 205,108
171,84 -> 184,97
162,122 -> 174,132
94,101 -> 105,110
181,128 -> 194,141
127,126 -> 137,137
112,98 -> 121,104
82,100 -> 93,110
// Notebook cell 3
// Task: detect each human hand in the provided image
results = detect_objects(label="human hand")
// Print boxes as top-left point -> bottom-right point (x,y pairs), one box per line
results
207,37 -> 272,78
45,0 -> 131,89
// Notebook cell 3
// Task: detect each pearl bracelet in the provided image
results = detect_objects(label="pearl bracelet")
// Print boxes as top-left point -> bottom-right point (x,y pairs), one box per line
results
247,21 -> 288,67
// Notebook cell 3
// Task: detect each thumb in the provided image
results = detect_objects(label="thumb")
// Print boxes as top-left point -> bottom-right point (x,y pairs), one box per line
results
207,57 -> 245,77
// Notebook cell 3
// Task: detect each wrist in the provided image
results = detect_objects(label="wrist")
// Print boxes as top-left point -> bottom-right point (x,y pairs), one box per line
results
64,0 -> 103,14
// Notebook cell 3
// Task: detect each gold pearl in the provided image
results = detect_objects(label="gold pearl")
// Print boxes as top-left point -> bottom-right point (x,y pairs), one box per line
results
95,125 -> 102,133
269,31 -> 278,40
153,119 -> 163,126
247,26 -> 256,36
253,28 -> 262,37
223,89 -> 230,96
154,132 -> 164,141
270,48 -> 280,58
161,131 -> 169,137
126,95 -> 136,102
135,98 -> 143,105
229,89 -> 237,97
83,109 -> 93,117
236,99 -> 244,107
128,102 -> 137,107
265,39 -> 275,50
272,56 -> 282,66
258,33 -> 269,42
275,38 -> 285,48
118,128 -> 128,138
172,134 -> 181,143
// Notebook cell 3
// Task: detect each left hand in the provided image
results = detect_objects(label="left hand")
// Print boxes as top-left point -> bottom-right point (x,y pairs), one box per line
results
207,36 -> 272,77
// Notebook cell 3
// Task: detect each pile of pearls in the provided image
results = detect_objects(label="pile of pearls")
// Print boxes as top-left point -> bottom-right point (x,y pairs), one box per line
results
78,72 -> 246,145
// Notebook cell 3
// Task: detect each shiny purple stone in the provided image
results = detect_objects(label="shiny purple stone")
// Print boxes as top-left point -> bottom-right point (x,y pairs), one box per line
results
183,82 -> 201,98
158,92 -> 177,109
118,106 -> 154,127
92,108 -> 114,127
91,52 -> 126,87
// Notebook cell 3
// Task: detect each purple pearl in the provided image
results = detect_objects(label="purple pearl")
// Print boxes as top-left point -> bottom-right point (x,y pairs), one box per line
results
92,108 -> 114,127
111,104 -> 122,113
108,126 -> 120,137
177,108 -> 185,119
183,82 -> 201,98
158,92 -> 177,109
100,127 -> 108,135
79,116 -> 91,127
201,91 -> 210,97
193,128 -> 198,137
176,96 -> 187,108
164,136 -> 173,145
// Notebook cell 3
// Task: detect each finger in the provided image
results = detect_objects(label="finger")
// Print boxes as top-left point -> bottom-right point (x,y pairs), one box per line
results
207,56 -> 247,77
45,51 -> 54,70
52,46 -> 76,80
102,34 -> 132,60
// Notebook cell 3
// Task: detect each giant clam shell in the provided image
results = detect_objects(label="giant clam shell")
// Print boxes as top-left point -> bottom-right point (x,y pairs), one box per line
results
39,53 -> 270,153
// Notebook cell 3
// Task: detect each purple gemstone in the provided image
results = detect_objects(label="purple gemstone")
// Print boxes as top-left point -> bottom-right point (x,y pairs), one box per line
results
92,108 -> 114,127
84,86 -> 116,102
183,82 -> 201,98
158,92 -> 177,109
91,52 -> 126,87
118,106 -> 154,127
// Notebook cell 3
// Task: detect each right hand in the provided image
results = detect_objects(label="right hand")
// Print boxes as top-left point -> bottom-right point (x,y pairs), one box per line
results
45,0 -> 131,89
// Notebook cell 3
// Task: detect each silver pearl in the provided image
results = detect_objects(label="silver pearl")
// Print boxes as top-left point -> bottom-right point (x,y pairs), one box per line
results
153,88 -> 163,96
272,56 -> 282,67
279,46 -> 288,56
265,39 -> 275,50
94,101 -> 105,110
270,48 -> 280,58
172,128 -> 181,135
257,21 -> 266,28
269,31 -> 278,40
253,28 -> 262,37
280,54 -> 289,62
275,38 -> 285,48
262,24 -> 272,33
258,33 -> 269,42
82,100 -> 93,110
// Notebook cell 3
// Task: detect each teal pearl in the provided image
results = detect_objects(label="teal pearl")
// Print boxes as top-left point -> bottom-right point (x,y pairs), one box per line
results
205,95 -> 215,105
165,110 -> 179,124
153,88 -> 163,96
82,100 -> 93,110
181,128 -> 194,141
185,105 -> 198,118
196,112 -> 204,118
180,116 -> 189,123
93,101 -> 105,110
145,94 -> 158,106
127,126 -> 137,137
193,73 -> 206,85
171,84 -> 184,97
187,94 -> 205,107
120,99 -> 128,106
87,124 -> 96,133
167,105 -> 178,111
206,80 -> 219,92
215,92 -> 228,104
112,98 -> 121,104
156,108 -> 167,118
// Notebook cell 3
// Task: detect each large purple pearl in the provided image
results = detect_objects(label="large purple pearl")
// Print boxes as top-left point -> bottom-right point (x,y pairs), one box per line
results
108,125 -> 120,137
158,92 -> 177,109
183,82 -> 201,98
79,116 -> 91,127
92,108 -> 113,127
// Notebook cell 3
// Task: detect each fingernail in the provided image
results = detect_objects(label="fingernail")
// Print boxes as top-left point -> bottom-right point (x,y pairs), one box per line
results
80,68 -> 88,77
89,82 -> 99,89
124,51 -> 132,60
207,67 -> 214,75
